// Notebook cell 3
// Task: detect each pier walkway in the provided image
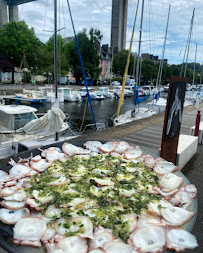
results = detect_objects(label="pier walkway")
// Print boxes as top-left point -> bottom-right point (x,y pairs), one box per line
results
121,106 -> 203,155
79,103 -> 203,155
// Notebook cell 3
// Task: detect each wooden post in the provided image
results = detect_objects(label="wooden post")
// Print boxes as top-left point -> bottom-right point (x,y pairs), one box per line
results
194,110 -> 201,136
160,76 -> 188,164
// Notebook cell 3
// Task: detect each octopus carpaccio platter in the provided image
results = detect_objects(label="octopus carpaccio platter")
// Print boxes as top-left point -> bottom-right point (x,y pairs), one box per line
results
0,141 -> 198,253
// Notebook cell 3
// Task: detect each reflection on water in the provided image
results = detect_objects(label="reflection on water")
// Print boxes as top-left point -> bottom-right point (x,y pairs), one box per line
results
32,93 -> 168,130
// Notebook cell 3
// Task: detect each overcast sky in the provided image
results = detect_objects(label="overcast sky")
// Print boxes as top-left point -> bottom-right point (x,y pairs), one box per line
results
18,0 -> 203,66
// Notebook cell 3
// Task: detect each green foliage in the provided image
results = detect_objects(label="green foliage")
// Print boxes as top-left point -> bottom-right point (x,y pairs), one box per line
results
89,28 -> 103,44
41,34 -> 70,75
68,29 -> 101,82
112,50 -> 134,77
0,21 -> 70,76
0,21 -> 42,68
113,56 -> 202,85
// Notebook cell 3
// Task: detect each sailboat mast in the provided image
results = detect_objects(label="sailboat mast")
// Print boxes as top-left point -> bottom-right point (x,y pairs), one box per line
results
184,8 -> 195,78
135,0 -> 144,87
54,0 -> 58,141
156,5 -> 171,90
192,43 -> 197,86
54,0 -> 58,100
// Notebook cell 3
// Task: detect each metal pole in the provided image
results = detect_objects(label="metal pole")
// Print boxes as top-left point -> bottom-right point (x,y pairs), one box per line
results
135,0 -> 144,87
158,5 -> 171,90
184,8 -> 195,78
110,47 -> 114,85
54,0 -> 58,140
192,43 -> 197,86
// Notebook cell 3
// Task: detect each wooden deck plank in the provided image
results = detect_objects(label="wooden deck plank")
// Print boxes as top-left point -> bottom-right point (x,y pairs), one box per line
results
120,106 -> 203,157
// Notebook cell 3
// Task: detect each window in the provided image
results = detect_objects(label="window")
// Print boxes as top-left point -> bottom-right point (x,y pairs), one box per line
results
14,112 -> 37,130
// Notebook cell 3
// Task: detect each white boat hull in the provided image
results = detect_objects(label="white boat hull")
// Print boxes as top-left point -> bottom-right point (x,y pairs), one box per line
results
113,107 -> 156,126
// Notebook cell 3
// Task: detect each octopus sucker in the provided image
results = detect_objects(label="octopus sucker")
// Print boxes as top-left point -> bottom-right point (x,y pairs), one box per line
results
103,241 -> 135,253
13,217 -> 47,247
167,228 -> 198,251
97,142 -> 119,153
89,226 -> 114,249
161,207 -> 195,226
0,207 -> 30,224
153,161 -> 179,175
128,226 -> 166,252
9,164 -> 31,180
30,159 -> 52,172
84,141 -> 103,152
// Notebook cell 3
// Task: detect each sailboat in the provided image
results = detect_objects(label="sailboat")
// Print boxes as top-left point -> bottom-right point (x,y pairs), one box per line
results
113,0 -> 156,127
147,5 -> 171,111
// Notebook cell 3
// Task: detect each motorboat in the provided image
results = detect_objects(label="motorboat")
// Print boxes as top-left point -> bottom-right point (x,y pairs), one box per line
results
142,85 -> 156,96
163,83 -> 170,92
79,87 -> 104,100
38,86 -> 64,103
58,87 -> 82,102
0,103 -> 70,159
124,86 -> 134,96
111,86 -> 132,98
95,87 -> 114,98
15,90 -> 46,104
0,104 -> 37,158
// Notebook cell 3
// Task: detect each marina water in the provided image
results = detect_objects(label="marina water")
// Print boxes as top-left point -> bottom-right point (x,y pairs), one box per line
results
32,92 -> 168,132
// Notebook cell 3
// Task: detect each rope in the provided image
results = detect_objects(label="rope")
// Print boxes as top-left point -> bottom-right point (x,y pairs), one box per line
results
79,97 -> 88,133
66,0 -> 97,128
74,99 -> 87,130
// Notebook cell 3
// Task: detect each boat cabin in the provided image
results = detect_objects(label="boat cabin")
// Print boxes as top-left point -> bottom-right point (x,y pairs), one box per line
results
0,105 -> 37,141
58,87 -> 71,96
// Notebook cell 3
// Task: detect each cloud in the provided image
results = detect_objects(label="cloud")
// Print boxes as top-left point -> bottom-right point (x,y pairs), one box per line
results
18,0 -> 203,65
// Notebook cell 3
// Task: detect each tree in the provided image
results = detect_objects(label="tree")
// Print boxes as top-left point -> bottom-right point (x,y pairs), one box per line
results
112,50 -> 134,77
68,29 -> 101,82
89,28 -> 103,44
0,21 -> 42,69
42,34 -> 70,76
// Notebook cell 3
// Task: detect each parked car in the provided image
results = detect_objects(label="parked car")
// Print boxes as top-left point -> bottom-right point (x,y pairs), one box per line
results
96,80 -> 109,86
96,81 -> 102,86
80,78 -> 94,86
111,81 -> 121,86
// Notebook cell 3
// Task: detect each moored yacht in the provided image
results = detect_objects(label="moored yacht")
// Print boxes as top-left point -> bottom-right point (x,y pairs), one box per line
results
79,87 -> 104,100
95,87 -> 114,98
58,87 -> 82,102
0,103 -> 70,159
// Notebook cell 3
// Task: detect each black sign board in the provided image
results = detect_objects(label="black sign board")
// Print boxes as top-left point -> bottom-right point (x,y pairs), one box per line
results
164,81 -> 187,140
160,76 -> 188,164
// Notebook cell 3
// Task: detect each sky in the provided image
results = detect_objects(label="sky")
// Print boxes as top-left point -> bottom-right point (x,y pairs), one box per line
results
18,0 -> 203,65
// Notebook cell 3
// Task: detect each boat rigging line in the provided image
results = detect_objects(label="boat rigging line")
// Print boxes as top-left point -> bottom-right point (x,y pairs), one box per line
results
135,0 -> 144,89
155,4 -> 171,93
54,0 -> 59,140
116,0 -> 140,118
180,8 -> 195,78
66,0 -> 97,128
192,43 -> 197,86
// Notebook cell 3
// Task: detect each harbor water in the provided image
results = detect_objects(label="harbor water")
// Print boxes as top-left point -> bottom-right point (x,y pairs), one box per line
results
31,92 -> 168,132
